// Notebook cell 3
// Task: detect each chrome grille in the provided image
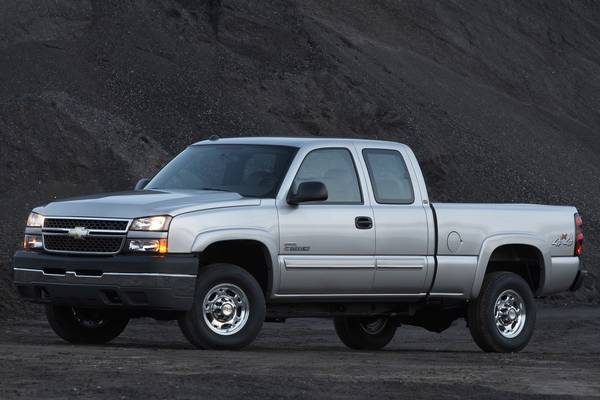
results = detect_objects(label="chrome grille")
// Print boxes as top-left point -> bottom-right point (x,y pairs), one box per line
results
42,218 -> 130,255
44,218 -> 129,231
44,235 -> 124,254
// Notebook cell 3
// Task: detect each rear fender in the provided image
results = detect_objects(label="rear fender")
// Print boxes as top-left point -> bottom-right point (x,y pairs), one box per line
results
471,234 -> 550,298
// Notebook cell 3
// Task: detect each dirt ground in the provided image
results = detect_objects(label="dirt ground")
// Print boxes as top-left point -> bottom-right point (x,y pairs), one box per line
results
0,304 -> 598,399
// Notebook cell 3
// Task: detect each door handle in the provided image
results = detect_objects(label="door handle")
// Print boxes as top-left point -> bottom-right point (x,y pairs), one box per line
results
355,216 -> 373,229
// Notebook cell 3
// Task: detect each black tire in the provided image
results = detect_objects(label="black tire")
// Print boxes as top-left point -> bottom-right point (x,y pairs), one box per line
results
45,305 -> 129,344
334,316 -> 397,350
468,272 -> 536,353
178,263 -> 266,350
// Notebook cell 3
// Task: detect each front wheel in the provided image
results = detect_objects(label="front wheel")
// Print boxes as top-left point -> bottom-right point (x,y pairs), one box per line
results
334,316 -> 397,350
468,272 -> 536,352
45,305 -> 129,344
178,263 -> 266,350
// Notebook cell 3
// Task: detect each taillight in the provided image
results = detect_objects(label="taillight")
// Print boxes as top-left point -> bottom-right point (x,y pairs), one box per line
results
574,213 -> 583,256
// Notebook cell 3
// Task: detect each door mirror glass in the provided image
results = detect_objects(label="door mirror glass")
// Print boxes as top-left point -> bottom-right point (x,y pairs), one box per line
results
287,181 -> 328,205
134,178 -> 151,191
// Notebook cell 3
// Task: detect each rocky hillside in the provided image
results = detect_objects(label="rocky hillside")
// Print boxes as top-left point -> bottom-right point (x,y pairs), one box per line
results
1,0 -> 599,316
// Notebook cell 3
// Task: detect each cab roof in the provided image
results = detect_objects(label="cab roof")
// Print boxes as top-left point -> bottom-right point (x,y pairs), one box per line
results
192,136 -> 408,149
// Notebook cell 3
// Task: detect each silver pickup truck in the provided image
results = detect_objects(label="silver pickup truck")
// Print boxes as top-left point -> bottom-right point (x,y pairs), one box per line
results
14,137 -> 586,352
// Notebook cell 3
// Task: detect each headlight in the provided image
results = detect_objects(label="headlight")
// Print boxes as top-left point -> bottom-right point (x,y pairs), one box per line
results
128,239 -> 168,254
130,216 -> 172,231
26,212 -> 44,227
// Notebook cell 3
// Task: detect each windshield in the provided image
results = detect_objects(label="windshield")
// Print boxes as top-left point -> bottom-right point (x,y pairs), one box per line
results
146,144 -> 298,198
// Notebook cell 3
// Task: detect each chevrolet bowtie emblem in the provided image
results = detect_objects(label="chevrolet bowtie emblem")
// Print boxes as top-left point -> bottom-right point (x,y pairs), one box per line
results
67,226 -> 90,240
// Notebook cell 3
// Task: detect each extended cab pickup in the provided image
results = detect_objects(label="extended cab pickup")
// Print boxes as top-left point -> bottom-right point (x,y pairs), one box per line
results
14,137 -> 586,352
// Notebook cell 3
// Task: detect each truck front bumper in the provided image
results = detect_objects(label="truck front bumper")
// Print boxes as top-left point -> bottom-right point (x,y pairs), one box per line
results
13,251 -> 198,310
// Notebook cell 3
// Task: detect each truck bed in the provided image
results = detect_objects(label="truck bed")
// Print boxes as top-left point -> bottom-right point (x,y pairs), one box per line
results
430,203 -> 580,297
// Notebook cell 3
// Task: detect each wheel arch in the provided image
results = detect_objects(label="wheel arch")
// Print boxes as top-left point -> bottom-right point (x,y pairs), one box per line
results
191,229 -> 278,297
471,235 -> 550,298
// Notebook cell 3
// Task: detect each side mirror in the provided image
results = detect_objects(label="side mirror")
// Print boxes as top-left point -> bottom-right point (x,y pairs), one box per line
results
287,181 -> 328,205
134,178 -> 151,191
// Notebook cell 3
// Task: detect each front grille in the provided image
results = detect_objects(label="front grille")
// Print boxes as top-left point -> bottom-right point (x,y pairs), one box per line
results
44,235 -> 124,254
44,218 -> 129,231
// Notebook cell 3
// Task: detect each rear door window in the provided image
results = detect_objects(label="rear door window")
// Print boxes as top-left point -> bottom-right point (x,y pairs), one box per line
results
362,149 -> 414,204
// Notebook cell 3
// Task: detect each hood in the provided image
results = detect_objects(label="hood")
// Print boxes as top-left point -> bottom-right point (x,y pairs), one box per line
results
34,190 -> 261,219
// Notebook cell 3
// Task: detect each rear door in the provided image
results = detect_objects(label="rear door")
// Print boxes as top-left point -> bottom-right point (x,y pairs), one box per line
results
359,146 -> 431,295
276,146 -> 375,295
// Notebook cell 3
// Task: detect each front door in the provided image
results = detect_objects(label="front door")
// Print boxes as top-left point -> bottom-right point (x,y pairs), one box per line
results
277,147 -> 375,295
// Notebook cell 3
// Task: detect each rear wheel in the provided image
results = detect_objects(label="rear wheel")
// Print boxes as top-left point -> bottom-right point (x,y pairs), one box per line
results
334,316 -> 397,350
45,305 -> 129,344
468,272 -> 536,352
178,263 -> 265,350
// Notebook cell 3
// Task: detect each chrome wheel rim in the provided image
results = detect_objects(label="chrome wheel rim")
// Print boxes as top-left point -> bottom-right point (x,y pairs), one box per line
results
494,289 -> 526,339
203,283 -> 249,336
359,317 -> 388,335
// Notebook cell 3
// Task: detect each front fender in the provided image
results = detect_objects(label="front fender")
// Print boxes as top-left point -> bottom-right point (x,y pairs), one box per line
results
190,227 -> 279,292
190,227 -> 278,257
471,234 -> 550,298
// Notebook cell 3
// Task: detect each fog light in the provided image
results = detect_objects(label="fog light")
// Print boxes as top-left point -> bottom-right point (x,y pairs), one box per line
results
128,238 -> 168,254
23,234 -> 43,250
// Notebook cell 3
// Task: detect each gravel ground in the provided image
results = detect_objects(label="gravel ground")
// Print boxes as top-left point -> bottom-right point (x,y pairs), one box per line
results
0,305 -> 598,399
